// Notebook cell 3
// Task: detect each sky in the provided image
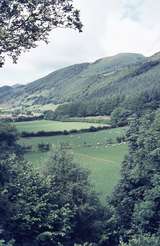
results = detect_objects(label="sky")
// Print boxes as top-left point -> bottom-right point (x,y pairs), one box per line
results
0,0 -> 160,86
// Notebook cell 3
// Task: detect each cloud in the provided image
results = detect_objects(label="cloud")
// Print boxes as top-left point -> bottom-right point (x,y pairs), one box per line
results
102,0 -> 160,56
121,0 -> 145,22
0,0 -> 160,85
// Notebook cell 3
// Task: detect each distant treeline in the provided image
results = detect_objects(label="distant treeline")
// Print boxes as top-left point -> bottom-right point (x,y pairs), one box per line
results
21,125 -> 111,138
0,115 -> 43,122
44,95 -> 123,120
44,87 -> 160,127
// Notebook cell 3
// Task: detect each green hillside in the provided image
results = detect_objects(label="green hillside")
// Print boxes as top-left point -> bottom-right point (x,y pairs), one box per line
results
1,52 -> 160,109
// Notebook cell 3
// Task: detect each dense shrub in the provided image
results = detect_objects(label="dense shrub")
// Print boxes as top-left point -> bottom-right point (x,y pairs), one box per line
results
38,143 -> 50,152
21,126 -> 111,138
120,234 -> 160,246
111,107 -> 131,127
109,111 -> 160,243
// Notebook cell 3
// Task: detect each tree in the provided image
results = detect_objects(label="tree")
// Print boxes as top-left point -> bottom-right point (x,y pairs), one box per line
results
0,125 -> 74,245
0,125 -> 111,246
0,0 -> 82,66
111,107 -> 131,127
109,111 -> 160,243
0,152 -> 75,245
44,146 -> 109,245
0,122 -> 22,157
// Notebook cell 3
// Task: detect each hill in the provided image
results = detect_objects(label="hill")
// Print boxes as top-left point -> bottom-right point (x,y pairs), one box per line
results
1,52 -> 160,110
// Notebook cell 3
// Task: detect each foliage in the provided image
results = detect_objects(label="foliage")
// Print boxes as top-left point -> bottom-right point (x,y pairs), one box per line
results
0,0 -> 82,66
0,154 -> 75,245
116,135 -> 126,143
43,146 -> 110,245
45,96 -> 123,120
0,122 -> 22,157
0,239 -> 15,246
109,111 -> 160,243
38,143 -> 50,152
119,234 -> 160,246
0,125 -> 112,245
111,107 -> 131,127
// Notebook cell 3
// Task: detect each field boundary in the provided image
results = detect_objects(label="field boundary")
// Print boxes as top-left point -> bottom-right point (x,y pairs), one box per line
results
21,125 -> 112,138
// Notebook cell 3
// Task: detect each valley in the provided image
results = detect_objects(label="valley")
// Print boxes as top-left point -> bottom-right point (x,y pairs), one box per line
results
1,51 -> 160,203
1,0 -> 159,243
1,51 -> 160,204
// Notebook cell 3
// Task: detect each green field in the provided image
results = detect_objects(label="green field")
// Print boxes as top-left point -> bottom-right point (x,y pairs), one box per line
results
64,116 -> 111,125
20,127 -> 128,202
20,127 -> 126,148
14,120 -> 105,133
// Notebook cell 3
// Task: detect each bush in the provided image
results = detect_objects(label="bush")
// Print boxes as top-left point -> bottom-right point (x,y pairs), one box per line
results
21,144 -> 32,153
116,136 -> 125,143
38,143 -> 50,152
21,126 -> 111,138
111,107 -> 131,127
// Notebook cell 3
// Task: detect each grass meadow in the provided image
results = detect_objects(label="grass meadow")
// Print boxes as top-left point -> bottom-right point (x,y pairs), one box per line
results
20,127 -> 128,202
14,120 -> 105,133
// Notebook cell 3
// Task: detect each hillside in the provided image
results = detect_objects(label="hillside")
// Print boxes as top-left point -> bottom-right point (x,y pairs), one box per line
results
1,52 -> 160,107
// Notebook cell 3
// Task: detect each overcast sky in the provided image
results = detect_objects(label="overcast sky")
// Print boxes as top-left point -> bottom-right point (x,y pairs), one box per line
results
0,0 -> 160,86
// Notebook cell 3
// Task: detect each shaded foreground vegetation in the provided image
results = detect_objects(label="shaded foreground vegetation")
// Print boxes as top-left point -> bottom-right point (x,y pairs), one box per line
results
0,125 -> 111,245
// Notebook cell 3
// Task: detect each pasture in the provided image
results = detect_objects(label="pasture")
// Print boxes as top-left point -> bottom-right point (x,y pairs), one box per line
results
20,127 -> 128,202
64,116 -> 111,125
14,120 -> 105,133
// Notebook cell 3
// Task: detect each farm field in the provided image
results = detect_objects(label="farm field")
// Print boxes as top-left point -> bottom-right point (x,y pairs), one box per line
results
0,107 -> 12,115
14,120 -> 105,133
65,115 -> 111,125
20,127 -> 128,202
20,127 -> 126,147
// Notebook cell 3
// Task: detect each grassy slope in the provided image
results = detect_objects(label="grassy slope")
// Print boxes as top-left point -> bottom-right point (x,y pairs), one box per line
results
1,52 -> 160,108
14,120 -> 105,133
22,53 -> 144,101
75,145 -> 128,200
0,53 -> 146,106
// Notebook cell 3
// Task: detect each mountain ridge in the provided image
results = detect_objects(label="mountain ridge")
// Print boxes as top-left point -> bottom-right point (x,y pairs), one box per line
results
0,52 -> 160,107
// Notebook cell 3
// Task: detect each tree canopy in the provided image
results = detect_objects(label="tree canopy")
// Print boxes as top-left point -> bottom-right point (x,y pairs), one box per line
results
109,111 -> 160,243
0,0 -> 82,66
